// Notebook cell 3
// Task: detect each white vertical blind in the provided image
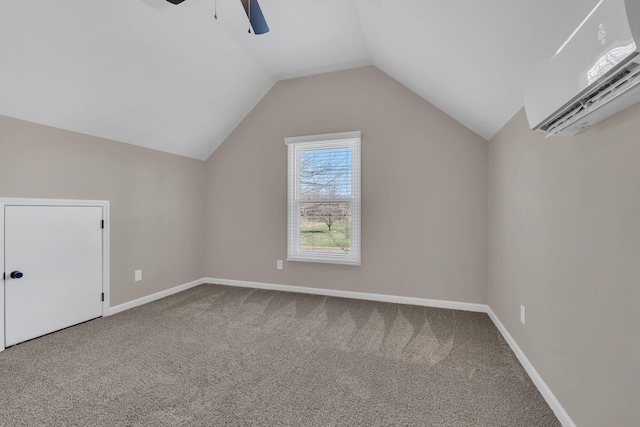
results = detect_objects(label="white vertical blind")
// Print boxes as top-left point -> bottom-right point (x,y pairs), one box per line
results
285,132 -> 361,265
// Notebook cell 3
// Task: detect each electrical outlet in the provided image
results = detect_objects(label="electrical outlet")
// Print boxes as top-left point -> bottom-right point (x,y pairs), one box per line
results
135,270 -> 142,282
520,305 -> 526,325
277,260 -> 283,270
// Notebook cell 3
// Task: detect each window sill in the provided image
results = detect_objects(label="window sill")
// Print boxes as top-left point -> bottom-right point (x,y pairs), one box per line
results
287,256 -> 361,266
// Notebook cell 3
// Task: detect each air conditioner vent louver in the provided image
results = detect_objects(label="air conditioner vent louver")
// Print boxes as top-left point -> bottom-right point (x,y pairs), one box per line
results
542,61 -> 640,136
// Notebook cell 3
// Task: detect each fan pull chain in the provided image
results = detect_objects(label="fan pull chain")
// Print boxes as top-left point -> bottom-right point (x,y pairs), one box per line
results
214,0 -> 217,19
248,0 -> 251,33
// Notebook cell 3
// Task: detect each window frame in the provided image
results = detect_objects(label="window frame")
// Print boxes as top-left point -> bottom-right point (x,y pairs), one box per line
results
285,131 -> 361,266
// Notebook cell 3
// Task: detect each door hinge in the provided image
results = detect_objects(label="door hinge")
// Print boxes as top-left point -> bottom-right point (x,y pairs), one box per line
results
101,292 -> 105,302
101,220 -> 104,229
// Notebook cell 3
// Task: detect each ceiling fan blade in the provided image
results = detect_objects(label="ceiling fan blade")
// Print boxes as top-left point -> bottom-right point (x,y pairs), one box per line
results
240,0 -> 269,35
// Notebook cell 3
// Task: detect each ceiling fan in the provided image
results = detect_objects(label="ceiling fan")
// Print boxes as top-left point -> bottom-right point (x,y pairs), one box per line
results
166,0 -> 270,35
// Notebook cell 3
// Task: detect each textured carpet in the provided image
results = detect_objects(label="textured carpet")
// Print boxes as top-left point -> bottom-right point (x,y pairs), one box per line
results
0,284 -> 560,426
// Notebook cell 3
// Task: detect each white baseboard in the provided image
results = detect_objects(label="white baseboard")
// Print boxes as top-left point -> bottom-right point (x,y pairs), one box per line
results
204,277 -> 488,313
487,308 -> 576,427
106,278 -> 207,316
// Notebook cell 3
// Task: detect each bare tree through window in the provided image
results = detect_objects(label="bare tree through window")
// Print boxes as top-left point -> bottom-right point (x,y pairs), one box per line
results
299,147 -> 352,253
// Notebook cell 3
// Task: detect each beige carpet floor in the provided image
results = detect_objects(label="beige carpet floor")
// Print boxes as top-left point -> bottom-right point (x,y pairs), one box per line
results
0,284 -> 560,426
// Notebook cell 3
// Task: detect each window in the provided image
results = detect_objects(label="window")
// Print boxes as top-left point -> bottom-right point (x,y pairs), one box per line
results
285,131 -> 361,266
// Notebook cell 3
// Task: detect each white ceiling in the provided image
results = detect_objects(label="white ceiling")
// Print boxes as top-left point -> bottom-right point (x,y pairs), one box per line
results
0,0 -> 598,160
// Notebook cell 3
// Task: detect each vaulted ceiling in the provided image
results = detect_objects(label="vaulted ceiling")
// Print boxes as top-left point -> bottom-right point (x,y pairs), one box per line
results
0,0 -> 597,160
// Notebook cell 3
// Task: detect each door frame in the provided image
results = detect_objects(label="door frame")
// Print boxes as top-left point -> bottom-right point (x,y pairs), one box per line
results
0,198 -> 110,352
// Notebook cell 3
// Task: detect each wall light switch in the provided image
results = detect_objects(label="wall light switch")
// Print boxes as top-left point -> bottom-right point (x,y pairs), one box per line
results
277,260 -> 283,270
135,270 -> 142,282
520,305 -> 526,325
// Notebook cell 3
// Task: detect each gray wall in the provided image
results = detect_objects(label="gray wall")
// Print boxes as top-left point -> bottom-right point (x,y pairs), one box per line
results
0,115 -> 206,306
488,107 -> 640,426
204,66 -> 489,304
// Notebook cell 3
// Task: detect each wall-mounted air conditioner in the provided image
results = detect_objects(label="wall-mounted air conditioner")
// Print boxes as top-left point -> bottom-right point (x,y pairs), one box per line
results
525,0 -> 640,136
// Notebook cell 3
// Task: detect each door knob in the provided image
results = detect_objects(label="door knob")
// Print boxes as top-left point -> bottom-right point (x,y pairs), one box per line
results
10,271 -> 23,279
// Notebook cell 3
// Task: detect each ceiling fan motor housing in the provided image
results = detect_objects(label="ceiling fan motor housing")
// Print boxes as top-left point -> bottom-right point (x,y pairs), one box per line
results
166,0 -> 186,4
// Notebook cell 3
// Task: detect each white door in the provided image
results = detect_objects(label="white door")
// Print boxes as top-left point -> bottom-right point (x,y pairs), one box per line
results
4,205 -> 103,346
